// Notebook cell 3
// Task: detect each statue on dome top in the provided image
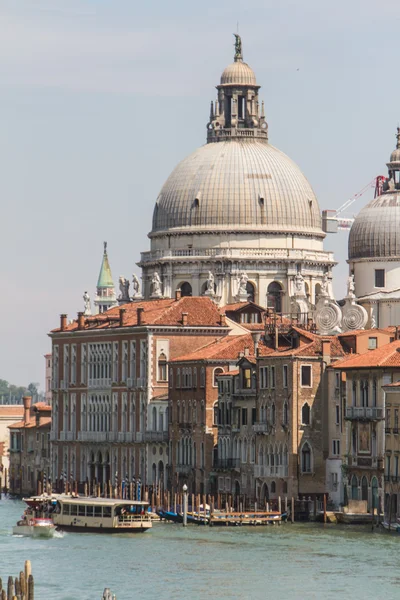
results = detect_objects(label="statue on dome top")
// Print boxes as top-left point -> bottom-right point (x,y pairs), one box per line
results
233,33 -> 242,61
206,271 -> 215,294
151,271 -> 162,297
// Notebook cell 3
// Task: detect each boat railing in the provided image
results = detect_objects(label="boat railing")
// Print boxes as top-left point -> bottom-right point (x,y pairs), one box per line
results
117,514 -> 150,525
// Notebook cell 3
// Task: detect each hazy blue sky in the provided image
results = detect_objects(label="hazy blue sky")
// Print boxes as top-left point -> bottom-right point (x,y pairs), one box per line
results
1,0 -> 399,388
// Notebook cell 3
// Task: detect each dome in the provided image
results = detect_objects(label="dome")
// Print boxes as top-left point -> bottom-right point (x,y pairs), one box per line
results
220,60 -> 257,86
151,140 -> 323,237
349,192 -> 400,259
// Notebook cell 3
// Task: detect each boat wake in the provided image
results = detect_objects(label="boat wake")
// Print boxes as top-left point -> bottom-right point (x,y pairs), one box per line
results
53,529 -> 65,539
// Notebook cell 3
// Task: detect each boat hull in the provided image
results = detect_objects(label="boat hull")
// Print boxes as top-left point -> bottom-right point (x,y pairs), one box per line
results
56,524 -> 151,533
13,524 -> 55,538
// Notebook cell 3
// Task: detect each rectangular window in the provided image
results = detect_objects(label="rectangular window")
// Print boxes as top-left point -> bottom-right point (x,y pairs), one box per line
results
283,365 -> 288,388
368,337 -> 377,350
270,366 -> 275,389
335,404 -> 340,425
121,341 -> 128,383
251,407 -> 257,425
243,368 -> 252,389
301,365 -> 312,387
71,345 -> 77,385
335,372 -> 340,389
396,455 -> 399,478
242,408 -> 248,426
259,367 -> 268,389
130,341 -> 136,380
332,440 -> 340,456
80,344 -> 87,385
375,269 -> 385,288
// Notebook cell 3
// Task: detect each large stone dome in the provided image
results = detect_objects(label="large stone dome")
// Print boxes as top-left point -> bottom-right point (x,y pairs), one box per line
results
349,192 -> 400,259
151,140 -> 323,237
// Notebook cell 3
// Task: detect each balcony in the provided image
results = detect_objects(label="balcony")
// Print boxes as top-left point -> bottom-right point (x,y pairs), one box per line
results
213,458 -> 240,471
59,431 -> 76,442
254,465 -> 288,478
144,430 -> 169,442
137,378 -> 146,388
176,464 -> 193,475
41,449 -> 48,458
385,427 -> 392,434
394,427 -> 399,435
253,422 -> 270,434
87,378 -> 111,389
178,422 -> 192,430
345,407 -> 384,420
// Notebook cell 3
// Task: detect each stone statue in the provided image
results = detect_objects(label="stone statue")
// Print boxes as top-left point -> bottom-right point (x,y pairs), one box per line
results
233,33 -> 242,60
151,271 -> 162,297
132,273 -> 140,297
206,271 -> 215,293
388,177 -> 395,191
83,291 -> 91,316
347,274 -> 355,298
118,276 -> 130,303
294,272 -> 306,297
238,271 -> 248,296
370,307 -> 377,329
320,273 -> 329,296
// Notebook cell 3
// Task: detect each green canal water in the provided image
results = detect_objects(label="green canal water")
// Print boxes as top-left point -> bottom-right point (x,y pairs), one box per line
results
1,498 -> 399,600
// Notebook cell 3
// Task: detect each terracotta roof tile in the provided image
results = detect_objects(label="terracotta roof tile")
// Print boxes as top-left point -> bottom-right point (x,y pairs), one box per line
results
217,369 -> 240,377
333,340 -> 400,369
52,297 -> 226,333
171,333 -> 254,363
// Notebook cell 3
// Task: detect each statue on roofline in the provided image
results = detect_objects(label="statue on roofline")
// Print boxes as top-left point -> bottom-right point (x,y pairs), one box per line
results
233,33 -> 242,60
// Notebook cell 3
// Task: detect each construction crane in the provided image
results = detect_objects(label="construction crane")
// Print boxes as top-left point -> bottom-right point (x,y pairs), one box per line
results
322,175 -> 385,233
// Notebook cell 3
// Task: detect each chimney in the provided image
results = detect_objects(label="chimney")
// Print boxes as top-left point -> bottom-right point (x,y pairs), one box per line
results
322,339 -> 331,365
119,308 -> 127,327
175,288 -> 182,301
182,312 -> 188,326
77,312 -> 84,330
23,396 -> 32,425
396,326 -> 400,341
137,307 -> 144,325
244,347 -> 250,357
60,314 -> 67,332
220,313 -> 227,327
251,331 -> 261,355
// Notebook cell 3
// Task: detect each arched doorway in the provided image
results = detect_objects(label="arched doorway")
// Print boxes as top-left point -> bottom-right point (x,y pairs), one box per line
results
361,476 -> 368,501
267,282 -> 283,313
158,461 -> 164,488
261,482 -> 269,503
152,463 -> 157,484
351,475 -> 358,500
371,477 -> 379,510
97,452 -> 103,485
180,282 -> 192,297
234,480 -> 240,496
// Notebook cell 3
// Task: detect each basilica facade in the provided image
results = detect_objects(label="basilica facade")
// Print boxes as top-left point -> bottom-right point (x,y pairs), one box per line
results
138,39 -> 335,313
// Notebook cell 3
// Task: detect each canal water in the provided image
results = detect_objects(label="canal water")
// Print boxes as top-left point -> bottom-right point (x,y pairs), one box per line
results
1,498 -> 399,600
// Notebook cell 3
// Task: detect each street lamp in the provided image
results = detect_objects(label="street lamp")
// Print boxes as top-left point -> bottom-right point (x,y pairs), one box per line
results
182,483 -> 188,527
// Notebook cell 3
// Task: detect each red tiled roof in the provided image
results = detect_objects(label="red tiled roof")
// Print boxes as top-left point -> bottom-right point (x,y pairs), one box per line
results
383,381 -> 400,388
8,420 -> 35,429
0,406 -> 24,416
33,403 -> 51,413
38,418 -> 51,428
222,301 -> 266,313
338,328 -> 391,338
171,333 -> 255,363
258,332 -> 346,359
217,369 -> 240,377
333,340 -> 400,369
52,297 -> 226,333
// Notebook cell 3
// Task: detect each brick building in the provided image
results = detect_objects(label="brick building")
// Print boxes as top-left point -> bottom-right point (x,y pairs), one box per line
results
8,397 -> 51,495
48,294 -> 231,489
168,332 -> 255,496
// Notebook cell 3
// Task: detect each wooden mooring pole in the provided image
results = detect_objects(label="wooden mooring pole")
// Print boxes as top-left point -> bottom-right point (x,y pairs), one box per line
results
0,560 -> 34,600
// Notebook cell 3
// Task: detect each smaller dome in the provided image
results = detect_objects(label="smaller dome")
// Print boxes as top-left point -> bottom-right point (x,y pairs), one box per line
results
220,60 -> 257,86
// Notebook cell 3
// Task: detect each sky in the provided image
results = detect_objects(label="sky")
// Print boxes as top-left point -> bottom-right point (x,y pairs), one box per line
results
1,0 -> 399,388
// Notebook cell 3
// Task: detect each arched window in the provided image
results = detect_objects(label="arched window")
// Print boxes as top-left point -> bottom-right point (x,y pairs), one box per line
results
158,352 -> 167,382
250,438 -> 255,463
246,281 -> 255,302
193,368 -> 197,388
152,406 -> 157,431
180,282 -> 192,297
302,403 -> 310,425
283,402 -> 288,426
177,368 -> 181,388
301,442 -> 312,473
351,475 -> 359,500
271,481 -> 276,493
267,282 -> 283,313
372,378 -> 377,407
271,403 -> 276,425
213,367 -> 224,387
282,481 -> 288,494
361,476 -> 368,501
200,367 -> 205,388
361,380 -> 369,407
169,368 -> 173,389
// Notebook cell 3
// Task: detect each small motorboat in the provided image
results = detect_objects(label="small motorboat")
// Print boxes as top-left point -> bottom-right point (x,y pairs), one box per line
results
381,520 -> 400,533
13,517 -> 56,538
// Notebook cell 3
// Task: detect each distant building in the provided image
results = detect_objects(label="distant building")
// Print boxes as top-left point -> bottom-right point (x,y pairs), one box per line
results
94,242 -> 117,315
8,397 -> 51,495
0,404 -> 24,486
